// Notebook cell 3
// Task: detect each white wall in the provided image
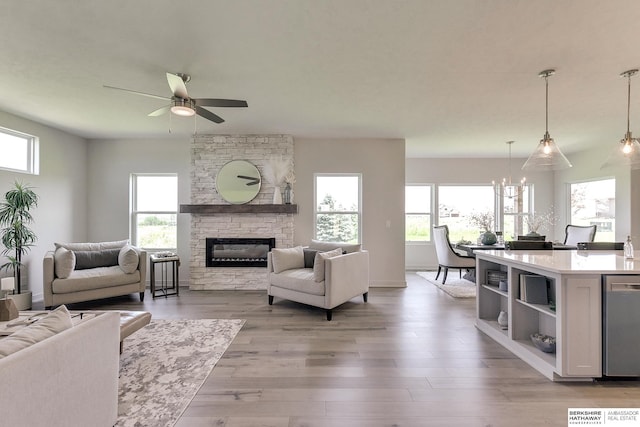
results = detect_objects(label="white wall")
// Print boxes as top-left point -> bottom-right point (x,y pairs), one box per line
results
86,137 -> 192,284
294,137 -> 406,287
0,111 -> 88,303
405,157 -> 554,270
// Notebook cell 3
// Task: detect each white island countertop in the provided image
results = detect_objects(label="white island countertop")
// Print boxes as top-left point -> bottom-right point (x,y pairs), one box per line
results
474,250 -> 640,274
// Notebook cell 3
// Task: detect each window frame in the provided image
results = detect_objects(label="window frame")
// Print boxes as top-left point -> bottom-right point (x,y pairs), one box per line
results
568,178 -> 616,242
405,184 -> 434,243
313,173 -> 362,243
0,126 -> 39,175
130,173 -> 178,250
496,183 -> 534,240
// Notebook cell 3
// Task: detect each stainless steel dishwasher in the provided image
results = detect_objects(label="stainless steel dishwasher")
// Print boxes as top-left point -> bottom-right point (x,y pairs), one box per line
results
603,275 -> 640,376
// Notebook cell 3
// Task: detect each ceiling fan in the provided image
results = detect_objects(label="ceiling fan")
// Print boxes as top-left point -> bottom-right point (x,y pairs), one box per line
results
104,72 -> 247,124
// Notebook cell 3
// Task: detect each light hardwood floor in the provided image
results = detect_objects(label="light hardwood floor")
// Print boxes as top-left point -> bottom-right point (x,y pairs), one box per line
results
66,272 -> 640,427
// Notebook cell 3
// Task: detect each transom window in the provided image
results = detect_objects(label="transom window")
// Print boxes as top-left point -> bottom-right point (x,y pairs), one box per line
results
130,174 -> 178,250
0,126 -> 39,175
314,174 -> 361,243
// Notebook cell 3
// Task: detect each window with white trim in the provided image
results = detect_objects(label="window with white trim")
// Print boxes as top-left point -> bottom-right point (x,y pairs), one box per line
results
130,174 -> 178,250
570,178 -> 615,242
405,184 -> 433,242
0,127 -> 39,174
314,174 -> 361,243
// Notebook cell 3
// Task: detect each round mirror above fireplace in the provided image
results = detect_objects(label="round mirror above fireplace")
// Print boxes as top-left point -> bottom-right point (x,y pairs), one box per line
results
216,160 -> 262,204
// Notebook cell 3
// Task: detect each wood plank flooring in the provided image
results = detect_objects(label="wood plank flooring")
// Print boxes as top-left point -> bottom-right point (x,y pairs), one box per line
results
65,272 -> 640,427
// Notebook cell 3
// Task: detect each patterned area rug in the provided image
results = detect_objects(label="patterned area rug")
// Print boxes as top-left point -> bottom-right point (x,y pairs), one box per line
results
416,271 -> 476,298
116,318 -> 245,427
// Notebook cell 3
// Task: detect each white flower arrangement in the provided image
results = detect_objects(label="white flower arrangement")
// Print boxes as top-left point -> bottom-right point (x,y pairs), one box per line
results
263,156 -> 293,186
469,211 -> 494,232
525,208 -> 557,233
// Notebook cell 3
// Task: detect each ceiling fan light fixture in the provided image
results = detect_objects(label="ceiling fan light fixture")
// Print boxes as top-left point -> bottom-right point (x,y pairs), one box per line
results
522,69 -> 572,171
170,99 -> 196,117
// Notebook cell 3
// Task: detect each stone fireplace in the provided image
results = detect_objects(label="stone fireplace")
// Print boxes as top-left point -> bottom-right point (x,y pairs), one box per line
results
188,134 -> 295,290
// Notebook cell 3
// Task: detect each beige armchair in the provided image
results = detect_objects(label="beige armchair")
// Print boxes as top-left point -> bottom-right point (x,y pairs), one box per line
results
433,225 -> 475,284
267,241 -> 369,320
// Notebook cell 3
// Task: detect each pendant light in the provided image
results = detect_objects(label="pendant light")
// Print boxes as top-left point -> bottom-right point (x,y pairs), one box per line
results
601,69 -> 640,170
522,69 -> 572,171
493,141 -> 526,199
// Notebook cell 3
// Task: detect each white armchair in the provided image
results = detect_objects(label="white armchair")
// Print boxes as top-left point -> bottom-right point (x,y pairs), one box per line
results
267,241 -> 369,321
433,225 -> 475,284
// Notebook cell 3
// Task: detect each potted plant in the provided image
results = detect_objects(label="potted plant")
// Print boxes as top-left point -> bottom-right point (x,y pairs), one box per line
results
525,208 -> 556,237
0,181 -> 38,310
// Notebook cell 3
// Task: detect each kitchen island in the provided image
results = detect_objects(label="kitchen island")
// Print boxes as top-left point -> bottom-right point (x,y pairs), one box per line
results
474,249 -> 639,381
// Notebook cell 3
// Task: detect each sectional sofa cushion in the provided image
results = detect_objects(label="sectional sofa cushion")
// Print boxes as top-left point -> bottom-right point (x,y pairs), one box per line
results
52,267 -> 141,294
268,268 -> 325,296
309,239 -> 361,254
313,247 -> 343,282
74,249 -> 120,270
0,305 -> 73,358
271,246 -> 305,274
54,247 -> 76,279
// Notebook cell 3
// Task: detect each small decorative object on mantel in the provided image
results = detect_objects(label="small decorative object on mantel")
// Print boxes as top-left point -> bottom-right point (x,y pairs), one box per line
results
263,156 -> 294,204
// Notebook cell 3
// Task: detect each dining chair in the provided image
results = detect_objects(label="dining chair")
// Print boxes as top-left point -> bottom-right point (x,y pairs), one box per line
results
564,224 -> 597,246
432,225 -> 475,284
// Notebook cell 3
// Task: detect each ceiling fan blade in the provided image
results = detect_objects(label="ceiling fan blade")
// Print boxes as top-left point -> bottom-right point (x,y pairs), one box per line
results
166,72 -> 189,99
148,105 -> 171,117
195,106 -> 224,123
194,98 -> 248,108
103,85 -> 170,101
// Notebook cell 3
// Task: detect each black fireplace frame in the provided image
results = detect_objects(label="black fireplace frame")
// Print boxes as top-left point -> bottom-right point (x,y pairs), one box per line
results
206,237 -> 276,267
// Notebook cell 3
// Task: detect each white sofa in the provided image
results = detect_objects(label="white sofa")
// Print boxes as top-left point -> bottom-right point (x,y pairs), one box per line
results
267,241 -> 370,320
43,240 -> 147,308
0,309 -> 120,427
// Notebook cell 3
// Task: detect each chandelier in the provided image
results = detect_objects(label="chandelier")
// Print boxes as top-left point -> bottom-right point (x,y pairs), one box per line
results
522,69 -> 572,171
493,140 -> 526,199
601,69 -> 640,170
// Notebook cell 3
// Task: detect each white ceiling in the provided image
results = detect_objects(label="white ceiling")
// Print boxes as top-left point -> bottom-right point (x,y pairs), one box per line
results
3,0 -> 640,158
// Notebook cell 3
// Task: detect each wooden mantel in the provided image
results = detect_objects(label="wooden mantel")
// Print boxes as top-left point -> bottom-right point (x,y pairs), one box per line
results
180,204 -> 298,214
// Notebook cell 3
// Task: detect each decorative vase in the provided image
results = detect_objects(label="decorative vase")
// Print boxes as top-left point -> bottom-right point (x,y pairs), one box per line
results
497,311 -> 508,330
283,183 -> 292,204
480,231 -> 497,245
273,185 -> 282,204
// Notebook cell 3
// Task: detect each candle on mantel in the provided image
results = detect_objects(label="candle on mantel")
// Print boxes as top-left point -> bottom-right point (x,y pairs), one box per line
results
1,277 -> 15,292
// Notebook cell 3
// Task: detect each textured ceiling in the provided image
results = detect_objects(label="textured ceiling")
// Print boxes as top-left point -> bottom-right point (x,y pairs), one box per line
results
2,0 -> 640,158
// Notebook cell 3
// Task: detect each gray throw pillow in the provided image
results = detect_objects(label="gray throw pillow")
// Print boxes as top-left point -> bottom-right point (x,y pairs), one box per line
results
74,248 -> 121,270
303,248 -> 319,268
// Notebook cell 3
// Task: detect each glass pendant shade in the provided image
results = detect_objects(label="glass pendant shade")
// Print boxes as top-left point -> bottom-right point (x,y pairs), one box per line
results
601,69 -> 640,170
522,69 -> 572,171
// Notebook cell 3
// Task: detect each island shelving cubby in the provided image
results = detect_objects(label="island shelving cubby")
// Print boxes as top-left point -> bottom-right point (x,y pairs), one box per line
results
475,250 -> 607,381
